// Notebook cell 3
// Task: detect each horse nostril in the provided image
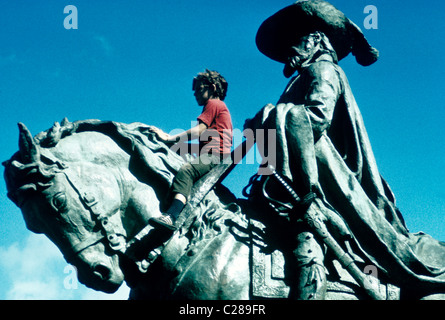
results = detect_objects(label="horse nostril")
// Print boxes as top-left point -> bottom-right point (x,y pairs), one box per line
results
93,263 -> 111,281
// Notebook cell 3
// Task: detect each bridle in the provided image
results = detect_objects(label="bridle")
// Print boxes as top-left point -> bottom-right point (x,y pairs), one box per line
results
61,168 -> 127,260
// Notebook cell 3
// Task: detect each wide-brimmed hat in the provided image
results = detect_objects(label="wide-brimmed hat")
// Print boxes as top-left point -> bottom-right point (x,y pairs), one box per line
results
256,0 -> 379,66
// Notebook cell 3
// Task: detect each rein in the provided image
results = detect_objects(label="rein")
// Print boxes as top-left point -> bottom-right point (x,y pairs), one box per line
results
61,169 -> 127,259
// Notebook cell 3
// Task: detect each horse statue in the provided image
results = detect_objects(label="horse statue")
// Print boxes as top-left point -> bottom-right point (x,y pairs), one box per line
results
3,119 -> 252,298
3,119 -> 445,300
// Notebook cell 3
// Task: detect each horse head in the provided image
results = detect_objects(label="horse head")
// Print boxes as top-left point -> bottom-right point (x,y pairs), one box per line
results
3,122 -> 141,293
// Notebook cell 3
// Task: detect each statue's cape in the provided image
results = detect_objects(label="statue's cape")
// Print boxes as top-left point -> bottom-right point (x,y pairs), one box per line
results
251,62 -> 445,293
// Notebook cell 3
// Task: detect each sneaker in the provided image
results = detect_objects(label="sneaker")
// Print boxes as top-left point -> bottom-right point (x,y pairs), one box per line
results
150,215 -> 177,231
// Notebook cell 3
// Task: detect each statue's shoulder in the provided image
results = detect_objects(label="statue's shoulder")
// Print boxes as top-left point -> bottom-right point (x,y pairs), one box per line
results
303,59 -> 345,90
306,59 -> 341,76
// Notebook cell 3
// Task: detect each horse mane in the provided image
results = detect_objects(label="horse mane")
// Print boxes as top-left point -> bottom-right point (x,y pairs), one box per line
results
4,119 -> 246,248
3,119 -> 184,208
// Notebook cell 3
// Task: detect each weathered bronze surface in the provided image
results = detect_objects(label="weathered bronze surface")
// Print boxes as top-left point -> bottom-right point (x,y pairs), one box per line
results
3,1 -> 445,300
3,117 -> 445,299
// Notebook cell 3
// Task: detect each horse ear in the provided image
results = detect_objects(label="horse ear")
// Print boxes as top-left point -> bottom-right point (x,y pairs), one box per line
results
18,122 -> 40,164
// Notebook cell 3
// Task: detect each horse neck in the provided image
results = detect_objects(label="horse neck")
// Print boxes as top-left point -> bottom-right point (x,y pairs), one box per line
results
44,131 -> 138,214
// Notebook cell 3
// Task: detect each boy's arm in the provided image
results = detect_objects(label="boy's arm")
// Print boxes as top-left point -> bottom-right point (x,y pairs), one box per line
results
149,122 -> 207,143
176,122 -> 207,141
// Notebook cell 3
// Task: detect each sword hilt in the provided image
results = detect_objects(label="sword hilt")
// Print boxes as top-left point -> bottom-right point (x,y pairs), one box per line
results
267,165 -> 301,204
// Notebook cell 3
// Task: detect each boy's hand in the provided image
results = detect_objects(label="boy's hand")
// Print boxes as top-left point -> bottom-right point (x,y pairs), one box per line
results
148,126 -> 171,142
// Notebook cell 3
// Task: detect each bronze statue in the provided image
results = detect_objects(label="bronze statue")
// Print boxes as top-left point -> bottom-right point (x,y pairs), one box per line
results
245,0 -> 445,299
3,119 -> 253,298
3,0 -> 445,300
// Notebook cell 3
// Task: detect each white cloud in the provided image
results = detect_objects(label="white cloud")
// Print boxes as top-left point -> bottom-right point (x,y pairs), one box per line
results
0,234 -> 130,300
6,279 -> 60,300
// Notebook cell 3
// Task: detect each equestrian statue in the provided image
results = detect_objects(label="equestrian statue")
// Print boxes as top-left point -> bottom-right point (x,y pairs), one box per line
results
3,1 -> 445,300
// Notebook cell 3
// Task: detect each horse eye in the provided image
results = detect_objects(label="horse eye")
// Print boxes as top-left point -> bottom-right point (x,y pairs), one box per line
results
51,192 -> 67,212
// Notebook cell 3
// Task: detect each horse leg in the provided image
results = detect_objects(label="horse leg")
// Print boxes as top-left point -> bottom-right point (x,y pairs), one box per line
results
216,239 -> 251,300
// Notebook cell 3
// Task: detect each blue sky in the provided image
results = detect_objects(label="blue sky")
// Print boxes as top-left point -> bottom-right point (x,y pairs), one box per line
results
0,0 -> 443,299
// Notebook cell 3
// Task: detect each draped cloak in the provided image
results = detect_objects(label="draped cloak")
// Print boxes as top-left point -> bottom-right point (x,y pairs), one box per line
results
249,57 -> 445,295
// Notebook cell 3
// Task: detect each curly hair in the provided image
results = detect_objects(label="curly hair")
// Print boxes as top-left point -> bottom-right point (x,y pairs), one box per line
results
193,69 -> 228,101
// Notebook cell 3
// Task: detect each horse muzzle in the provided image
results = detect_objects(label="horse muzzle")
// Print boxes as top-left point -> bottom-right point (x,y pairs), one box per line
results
73,242 -> 125,294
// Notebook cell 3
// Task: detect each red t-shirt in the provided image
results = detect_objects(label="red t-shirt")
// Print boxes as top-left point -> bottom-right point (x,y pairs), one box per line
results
197,99 -> 233,157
